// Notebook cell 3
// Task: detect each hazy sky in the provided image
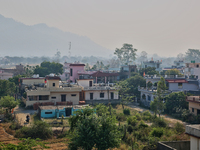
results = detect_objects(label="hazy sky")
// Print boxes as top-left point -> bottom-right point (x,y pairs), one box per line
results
0,0 -> 200,57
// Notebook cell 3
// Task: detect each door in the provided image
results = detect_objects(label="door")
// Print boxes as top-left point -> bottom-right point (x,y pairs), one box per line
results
90,93 -> 93,100
61,95 -> 66,102
65,108 -> 72,116
110,92 -> 114,99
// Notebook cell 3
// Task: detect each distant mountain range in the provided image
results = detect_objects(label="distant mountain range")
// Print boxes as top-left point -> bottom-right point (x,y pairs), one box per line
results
0,14 -> 112,57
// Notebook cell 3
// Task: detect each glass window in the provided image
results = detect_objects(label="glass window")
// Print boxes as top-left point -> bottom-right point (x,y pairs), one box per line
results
51,97 -> 56,99
71,94 -> 76,97
100,93 -> 104,98
178,83 -> 182,89
45,112 -> 52,114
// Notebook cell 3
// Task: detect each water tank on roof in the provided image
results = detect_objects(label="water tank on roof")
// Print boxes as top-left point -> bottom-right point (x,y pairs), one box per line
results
49,73 -> 55,77
32,74 -> 39,78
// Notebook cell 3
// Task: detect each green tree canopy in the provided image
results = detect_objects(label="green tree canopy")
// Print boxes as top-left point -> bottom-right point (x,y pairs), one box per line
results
69,114 -> 120,150
0,96 -> 18,112
150,77 -> 166,117
165,69 -> 183,76
33,61 -> 63,77
114,43 -> 137,65
139,67 -> 159,76
165,92 -> 188,114
0,80 -> 16,98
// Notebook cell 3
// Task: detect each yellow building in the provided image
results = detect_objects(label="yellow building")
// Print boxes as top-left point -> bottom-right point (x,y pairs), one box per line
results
186,96 -> 200,115
26,75 -> 82,107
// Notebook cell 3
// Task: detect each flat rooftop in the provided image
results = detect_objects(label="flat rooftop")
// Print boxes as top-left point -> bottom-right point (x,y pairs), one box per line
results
186,125 -> 200,138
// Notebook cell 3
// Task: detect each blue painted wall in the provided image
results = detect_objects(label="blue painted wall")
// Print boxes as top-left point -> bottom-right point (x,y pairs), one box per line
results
41,109 -> 56,118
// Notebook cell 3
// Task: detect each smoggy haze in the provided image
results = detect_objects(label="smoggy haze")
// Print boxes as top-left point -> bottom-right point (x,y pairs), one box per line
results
0,0 -> 200,57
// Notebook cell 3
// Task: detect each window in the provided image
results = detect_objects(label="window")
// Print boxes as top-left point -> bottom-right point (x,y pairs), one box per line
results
70,68 -> 73,76
100,93 -> 104,98
51,97 -> 56,99
39,95 -> 49,100
45,112 -> 52,114
52,83 -> 55,87
90,93 -> 93,100
192,108 -> 194,112
178,83 -> 182,89
110,92 -> 114,99
197,64 -> 199,68
89,81 -> 92,87
71,94 -> 76,97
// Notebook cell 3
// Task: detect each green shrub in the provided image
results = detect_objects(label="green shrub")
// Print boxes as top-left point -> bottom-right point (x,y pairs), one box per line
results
152,117 -> 167,128
127,116 -> 138,127
150,128 -> 164,138
135,113 -> 142,120
116,113 -> 127,122
123,108 -> 130,115
138,121 -> 148,129
15,121 -> 52,139
142,110 -> 152,121
174,122 -> 185,134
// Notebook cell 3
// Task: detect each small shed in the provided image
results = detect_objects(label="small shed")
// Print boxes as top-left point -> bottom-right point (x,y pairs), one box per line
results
38,105 -> 93,119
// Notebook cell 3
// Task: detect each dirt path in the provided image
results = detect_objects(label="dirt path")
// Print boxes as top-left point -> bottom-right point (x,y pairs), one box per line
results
14,106 -> 37,126
129,104 -> 185,125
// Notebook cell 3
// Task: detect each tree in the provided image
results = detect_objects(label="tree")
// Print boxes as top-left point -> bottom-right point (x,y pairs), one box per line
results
118,75 -> 146,109
114,43 -> 137,65
69,114 -> 120,150
0,80 -> 16,98
165,92 -> 188,115
165,69 -> 183,76
185,49 -> 200,62
177,53 -> 185,60
150,77 -> 166,117
0,96 -> 18,112
137,51 -> 148,63
9,75 -> 25,86
139,67 -> 159,76
33,61 -> 63,77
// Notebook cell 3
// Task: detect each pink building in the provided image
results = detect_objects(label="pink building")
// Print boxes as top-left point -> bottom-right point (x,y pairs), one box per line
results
69,64 -> 85,82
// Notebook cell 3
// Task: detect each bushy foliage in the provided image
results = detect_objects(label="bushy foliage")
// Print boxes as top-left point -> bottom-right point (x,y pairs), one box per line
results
138,121 -> 148,129
127,116 -> 138,127
95,103 -> 108,116
142,110 -> 152,121
0,138 -> 48,150
123,108 -> 130,115
152,117 -> 167,128
150,128 -> 164,138
116,113 -> 127,122
15,121 -> 52,139
174,122 -> 185,134
0,96 -> 18,112
69,114 -> 121,150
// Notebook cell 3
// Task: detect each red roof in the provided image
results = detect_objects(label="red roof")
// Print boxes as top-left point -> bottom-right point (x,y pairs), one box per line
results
69,64 -> 85,66
165,79 -> 188,83
90,71 -> 119,77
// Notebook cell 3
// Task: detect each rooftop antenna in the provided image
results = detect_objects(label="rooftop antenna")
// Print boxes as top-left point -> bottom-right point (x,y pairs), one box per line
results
69,42 -> 71,59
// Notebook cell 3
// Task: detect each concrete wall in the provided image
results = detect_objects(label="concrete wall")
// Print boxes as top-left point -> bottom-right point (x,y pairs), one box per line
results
85,99 -> 121,105
85,90 -> 118,100
26,91 -> 80,106
189,101 -> 200,115
47,79 -> 59,88
190,136 -> 200,150
70,66 -> 85,82
41,109 -> 56,118
22,78 -> 44,85
157,141 -> 190,150
168,83 -> 198,91
77,79 -> 93,87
